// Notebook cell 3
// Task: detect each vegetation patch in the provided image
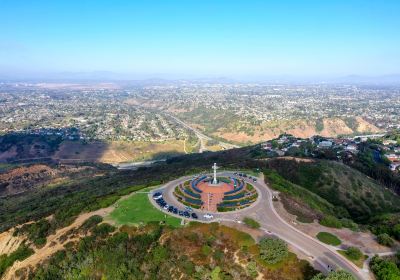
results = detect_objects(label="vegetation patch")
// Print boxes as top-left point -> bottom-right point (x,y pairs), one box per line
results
370,255 -> 400,280
108,193 -> 181,227
316,232 -> 341,246
258,237 -> 289,264
320,215 -> 343,229
243,217 -> 261,229
27,222 -> 318,280
0,244 -> 34,277
338,247 -> 365,268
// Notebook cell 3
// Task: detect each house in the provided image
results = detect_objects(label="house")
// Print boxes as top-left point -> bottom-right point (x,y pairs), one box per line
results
345,145 -> 358,152
318,141 -> 333,148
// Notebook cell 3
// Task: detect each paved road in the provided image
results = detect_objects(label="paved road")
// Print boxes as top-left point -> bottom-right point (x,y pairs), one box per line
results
166,114 -> 239,152
149,172 -> 369,280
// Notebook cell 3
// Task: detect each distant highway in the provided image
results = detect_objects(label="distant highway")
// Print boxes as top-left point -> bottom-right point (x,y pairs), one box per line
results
166,114 -> 239,152
151,172 -> 369,280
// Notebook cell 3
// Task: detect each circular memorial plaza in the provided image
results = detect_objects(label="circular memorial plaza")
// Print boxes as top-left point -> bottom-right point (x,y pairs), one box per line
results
173,174 -> 258,212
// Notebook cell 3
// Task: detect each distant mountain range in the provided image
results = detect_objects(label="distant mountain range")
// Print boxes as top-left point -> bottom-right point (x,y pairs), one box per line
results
0,71 -> 399,85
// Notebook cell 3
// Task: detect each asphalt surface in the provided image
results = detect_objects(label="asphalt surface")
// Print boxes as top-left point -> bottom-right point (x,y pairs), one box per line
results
166,114 -> 239,152
149,172 -> 369,280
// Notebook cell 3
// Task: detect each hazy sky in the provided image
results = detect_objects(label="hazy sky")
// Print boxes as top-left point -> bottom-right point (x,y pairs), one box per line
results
1,0 -> 400,78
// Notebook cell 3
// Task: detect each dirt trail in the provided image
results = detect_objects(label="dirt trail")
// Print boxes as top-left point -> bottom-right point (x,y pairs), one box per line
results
2,207 -> 113,280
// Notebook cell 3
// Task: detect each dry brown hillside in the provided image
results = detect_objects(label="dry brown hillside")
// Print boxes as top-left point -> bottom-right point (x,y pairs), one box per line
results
213,117 -> 381,144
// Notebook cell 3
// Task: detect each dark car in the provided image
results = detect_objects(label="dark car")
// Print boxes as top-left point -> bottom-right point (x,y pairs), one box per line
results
173,208 -> 178,214
152,192 -> 162,197
191,213 -> 198,219
178,210 -> 184,216
183,211 -> 190,218
168,206 -> 174,212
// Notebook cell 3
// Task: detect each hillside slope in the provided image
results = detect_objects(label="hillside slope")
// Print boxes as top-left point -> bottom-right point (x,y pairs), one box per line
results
265,158 -> 400,223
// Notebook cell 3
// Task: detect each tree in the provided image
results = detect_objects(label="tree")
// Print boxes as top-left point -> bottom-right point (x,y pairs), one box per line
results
392,224 -> 400,240
259,238 -> 288,264
311,273 -> 326,280
345,247 -> 363,260
370,255 -> 400,280
377,233 -> 394,247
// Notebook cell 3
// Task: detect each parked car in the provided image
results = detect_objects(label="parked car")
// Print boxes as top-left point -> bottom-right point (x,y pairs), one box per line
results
191,213 -> 198,219
203,213 -> 214,219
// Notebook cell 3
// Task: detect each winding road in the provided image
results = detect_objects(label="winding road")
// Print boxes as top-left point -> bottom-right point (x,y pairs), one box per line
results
149,171 -> 369,280
166,114 -> 239,152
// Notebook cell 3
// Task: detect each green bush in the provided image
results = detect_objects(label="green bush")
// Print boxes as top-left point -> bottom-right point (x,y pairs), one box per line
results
377,233 -> 394,247
345,247 -> 363,260
243,217 -> 260,229
14,218 -> 52,246
320,216 -> 342,228
259,238 -> 288,264
92,223 -> 115,238
246,261 -> 258,278
370,255 -> 400,280
0,244 -> 34,277
80,215 -> 103,231
340,218 -> 359,231
311,270 -> 355,280
201,245 -> 212,256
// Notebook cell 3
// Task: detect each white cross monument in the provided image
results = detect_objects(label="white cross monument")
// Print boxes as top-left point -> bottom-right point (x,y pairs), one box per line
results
212,163 -> 219,185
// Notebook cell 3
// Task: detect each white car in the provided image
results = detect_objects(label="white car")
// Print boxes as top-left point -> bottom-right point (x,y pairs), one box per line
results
152,193 -> 163,200
163,205 -> 169,210
203,213 -> 214,219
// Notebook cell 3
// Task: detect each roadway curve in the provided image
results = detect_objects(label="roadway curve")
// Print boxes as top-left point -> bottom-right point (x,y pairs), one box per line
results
166,114 -> 239,152
150,172 -> 369,280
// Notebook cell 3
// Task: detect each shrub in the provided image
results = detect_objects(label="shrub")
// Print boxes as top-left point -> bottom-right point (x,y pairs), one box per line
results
320,216 -> 342,228
311,271 -> 355,280
345,247 -> 363,260
201,245 -> 212,256
0,244 -> 34,277
243,217 -> 260,229
92,223 -> 115,238
392,224 -> 400,240
80,215 -> 103,231
377,233 -> 394,247
14,219 -> 52,246
259,238 -> 288,264
246,261 -> 258,278
340,218 -> 359,231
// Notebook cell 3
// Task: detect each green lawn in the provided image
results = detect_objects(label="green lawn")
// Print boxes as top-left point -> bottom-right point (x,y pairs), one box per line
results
316,232 -> 342,246
108,193 -> 182,227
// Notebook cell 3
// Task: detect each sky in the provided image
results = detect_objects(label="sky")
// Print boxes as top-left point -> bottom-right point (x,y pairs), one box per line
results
1,0 -> 400,79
